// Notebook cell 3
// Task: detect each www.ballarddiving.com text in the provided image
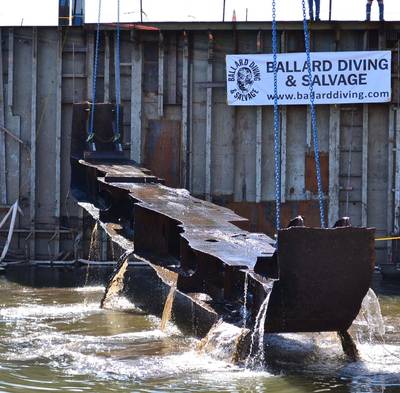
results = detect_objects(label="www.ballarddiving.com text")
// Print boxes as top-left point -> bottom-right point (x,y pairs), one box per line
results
266,89 -> 390,101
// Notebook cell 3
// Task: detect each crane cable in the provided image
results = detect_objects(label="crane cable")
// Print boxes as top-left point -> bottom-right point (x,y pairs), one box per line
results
114,0 -> 121,142
272,0 -> 281,233
301,0 -> 326,228
87,0 -> 102,145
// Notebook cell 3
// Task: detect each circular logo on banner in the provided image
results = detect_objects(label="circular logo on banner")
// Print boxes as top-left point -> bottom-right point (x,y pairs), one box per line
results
236,66 -> 254,93
227,58 -> 261,102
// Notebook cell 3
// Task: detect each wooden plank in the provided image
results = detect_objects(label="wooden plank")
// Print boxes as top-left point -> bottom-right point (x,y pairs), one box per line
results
255,107 -> 262,202
29,27 -> 38,259
280,106 -> 287,203
394,107 -> 400,234
387,105 -> 395,260
306,107 -> 312,148
86,31 -> 94,100
104,32 -> 110,102
361,31 -> 369,228
167,33 -> 177,105
54,29 -> 63,257
255,31 -> 262,203
7,29 -> 13,108
130,31 -> 143,163
114,31 -> 121,105
181,32 -> 189,188
205,33 -> 214,201
0,29 -> 7,205
280,31 -> 287,204
71,42 -> 76,103
5,28 -> 20,208
328,105 -> 340,227
158,32 -> 164,118
189,62 -> 194,192
361,103 -> 368,227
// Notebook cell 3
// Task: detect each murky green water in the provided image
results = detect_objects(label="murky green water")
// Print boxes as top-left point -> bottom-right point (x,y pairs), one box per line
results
1,276 -> 400,393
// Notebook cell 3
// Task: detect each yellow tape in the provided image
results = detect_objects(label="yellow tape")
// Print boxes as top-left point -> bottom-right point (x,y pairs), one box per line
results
375,236 -> 400,241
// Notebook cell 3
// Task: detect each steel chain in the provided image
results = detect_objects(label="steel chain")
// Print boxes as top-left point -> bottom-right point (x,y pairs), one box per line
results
88,0 -> 102,141
115,0 -> 121,142
272,0 -> 281,233
301,0 -> 326,228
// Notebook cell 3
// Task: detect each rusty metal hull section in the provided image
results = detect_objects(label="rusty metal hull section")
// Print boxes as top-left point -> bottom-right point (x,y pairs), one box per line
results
74,158 -> 376,334
69,103 -> 376,336
265,227 -> 375,333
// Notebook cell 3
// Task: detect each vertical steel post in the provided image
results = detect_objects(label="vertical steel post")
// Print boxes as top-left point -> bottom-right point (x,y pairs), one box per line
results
181,32 -> 189,188
0,29 -> 6,205
29,27 -> 38,259
54,29 -> 63,257
205,32 -> 214,201
130,31 -> 143,163
255,31 -> 263,203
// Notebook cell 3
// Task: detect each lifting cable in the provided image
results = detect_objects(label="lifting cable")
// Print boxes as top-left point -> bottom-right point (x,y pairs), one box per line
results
272,0 -> 326,231
301,0 -> 326,228
114,0 -> 121,142
272,0 -> 281,233
87,0 -> 102,146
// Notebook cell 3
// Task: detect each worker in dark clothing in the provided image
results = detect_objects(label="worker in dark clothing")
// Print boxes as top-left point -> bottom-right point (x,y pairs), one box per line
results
308,0 -> 320,21
366,0 -> 384,21
59,0 -> 70,26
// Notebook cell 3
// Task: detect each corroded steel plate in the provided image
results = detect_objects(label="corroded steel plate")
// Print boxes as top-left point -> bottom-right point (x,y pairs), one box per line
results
265,226 -> 375,333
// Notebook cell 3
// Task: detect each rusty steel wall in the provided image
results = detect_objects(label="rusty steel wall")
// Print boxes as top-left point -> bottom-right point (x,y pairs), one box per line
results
0,22 -> 400,263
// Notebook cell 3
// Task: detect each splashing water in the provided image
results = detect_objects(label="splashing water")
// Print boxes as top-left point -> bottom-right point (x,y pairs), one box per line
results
198,320 -> 250,363
352,288 -> 385,344
2,278 -> 400,391
245,291 -> 271,369
101,250 -> 134,309
243,271 -> 249,329
160,286 -> 176,331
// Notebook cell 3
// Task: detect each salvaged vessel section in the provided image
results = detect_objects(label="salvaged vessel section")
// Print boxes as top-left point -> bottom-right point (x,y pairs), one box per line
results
70,103 -> 375,347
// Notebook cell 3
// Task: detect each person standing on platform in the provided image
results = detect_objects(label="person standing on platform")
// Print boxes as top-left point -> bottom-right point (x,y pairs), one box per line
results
308,0 -> 320,21
366,0 -> 384,21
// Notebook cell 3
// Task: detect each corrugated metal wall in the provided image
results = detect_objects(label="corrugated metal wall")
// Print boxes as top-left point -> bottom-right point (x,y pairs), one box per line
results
0,22 -> 399,263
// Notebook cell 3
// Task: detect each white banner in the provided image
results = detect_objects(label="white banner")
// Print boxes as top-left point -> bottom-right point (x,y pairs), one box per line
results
226,51 -> 391,106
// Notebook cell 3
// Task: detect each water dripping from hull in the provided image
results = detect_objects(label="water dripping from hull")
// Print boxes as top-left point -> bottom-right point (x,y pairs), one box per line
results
245,291 -> 272,370
242,271 -> 249,329
100,250 -> 134,309
88,221 -> 100,261
160,286 -> 176,331
86,221 -> 100,286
